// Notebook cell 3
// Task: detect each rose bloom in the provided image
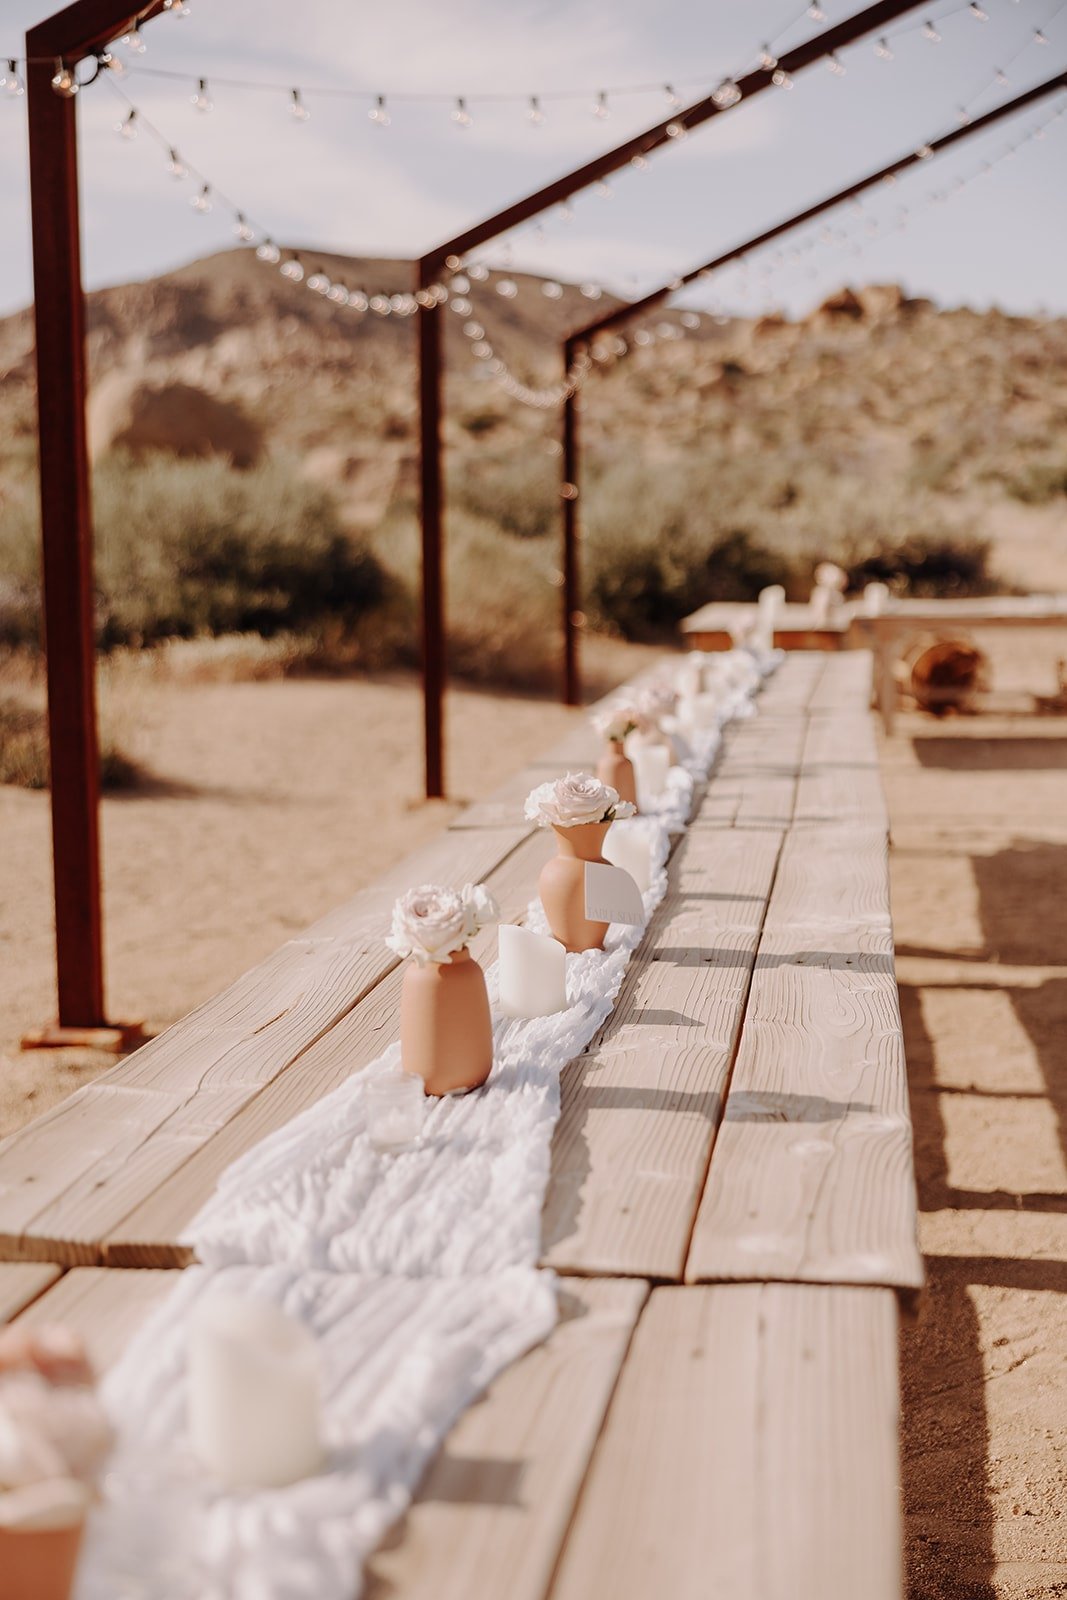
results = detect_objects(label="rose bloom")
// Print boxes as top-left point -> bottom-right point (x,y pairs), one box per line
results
592,701 -> 647,743
386,882 -> 498,965
524,771 -> 635,829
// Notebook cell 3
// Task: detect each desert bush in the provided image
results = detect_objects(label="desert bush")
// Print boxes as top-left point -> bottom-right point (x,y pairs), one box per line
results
1001,458 -> 1067,505
0,693 -> 141,790
0,453 -> 390,648
452,452 -> 558,542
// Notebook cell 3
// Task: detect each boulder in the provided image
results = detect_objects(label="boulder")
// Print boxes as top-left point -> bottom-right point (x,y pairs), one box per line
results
87,372 -> 263,467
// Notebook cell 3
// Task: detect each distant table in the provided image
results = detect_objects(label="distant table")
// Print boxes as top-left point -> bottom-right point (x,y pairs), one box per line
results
681,601 -> 849,653
846,595 -> 1067,733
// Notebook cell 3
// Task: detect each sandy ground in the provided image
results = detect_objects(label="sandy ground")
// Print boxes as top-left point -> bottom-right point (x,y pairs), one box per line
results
1,632 -> 1065,1596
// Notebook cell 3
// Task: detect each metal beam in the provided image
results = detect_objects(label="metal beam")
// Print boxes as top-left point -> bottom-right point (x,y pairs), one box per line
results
572,69 -> 1067,346
24,0 -> 168,1042
561,340 -> 581,706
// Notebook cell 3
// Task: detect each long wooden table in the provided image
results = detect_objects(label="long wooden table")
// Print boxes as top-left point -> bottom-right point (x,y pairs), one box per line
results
0,652 -> 921,1600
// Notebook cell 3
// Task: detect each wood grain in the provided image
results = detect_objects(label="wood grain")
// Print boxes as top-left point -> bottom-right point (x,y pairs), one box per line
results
365,1278 -> 647,1600
105,831 -> 557,1267
687,823 -> 922,1289
15,1267 -> 177,1372
541,827 -> 783,1281
0,1262 -> 62,1322
548,1283 -> 903,1600
0,826 -> 536,1265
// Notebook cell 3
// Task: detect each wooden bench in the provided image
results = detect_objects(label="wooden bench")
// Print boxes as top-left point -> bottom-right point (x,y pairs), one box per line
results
0,652 -> 920,1600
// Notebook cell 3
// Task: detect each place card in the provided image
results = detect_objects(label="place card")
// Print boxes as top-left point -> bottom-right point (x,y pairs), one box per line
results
584,861 -> 644,926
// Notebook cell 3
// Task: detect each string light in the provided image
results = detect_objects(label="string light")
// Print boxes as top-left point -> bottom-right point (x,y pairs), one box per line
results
1034,28 -> 1049,44
995,65 -> 1010,85
191,77 -> 211,112
189,183 -> 212,212
969,3 -> 988,18
2,59 -> 24,97
256,240 -> 281,263
163,0 -> 190,15
234,213 -> 255,242
772,68 -> 794,89
759,45 -> 778,69
875,36 -> 894,59
807,4 -> 826,20
451,96 -> 472,128
167,147 -> 186,177
51,59 -> 78,97
369,94 -> 390,126
114,108 -> 138,139
528,94 -> 544,125
289,87 -> 310,122
119,30 -> 146,54
711,79 -> 742,108
592,89 -> 609,119
664,82 -> 681,106
922,21 -> 942,41
826,52 -> 846,75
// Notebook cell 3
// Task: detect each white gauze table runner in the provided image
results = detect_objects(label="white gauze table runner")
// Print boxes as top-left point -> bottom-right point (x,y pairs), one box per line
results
76,650 -> 775,1600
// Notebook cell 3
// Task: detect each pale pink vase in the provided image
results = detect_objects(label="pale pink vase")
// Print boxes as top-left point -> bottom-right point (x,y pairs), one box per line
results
538,821 -> 610,953
399,946 -> 494,1097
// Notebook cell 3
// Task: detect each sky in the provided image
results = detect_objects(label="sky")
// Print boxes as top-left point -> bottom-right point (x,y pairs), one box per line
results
0,0 -> 1065,320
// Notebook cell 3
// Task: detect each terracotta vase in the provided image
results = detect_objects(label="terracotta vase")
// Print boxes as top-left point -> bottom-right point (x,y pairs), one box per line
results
399,947 -> 494,1097
539,822 -> 610,953
0,1521 -> 85,1600
596,740 -> 638,809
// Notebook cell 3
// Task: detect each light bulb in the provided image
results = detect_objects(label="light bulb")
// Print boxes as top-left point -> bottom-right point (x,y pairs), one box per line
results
592,90 -> 609,119
472,340 -> 493,360
969,2 -> 987,17
280,259 -> 304,282
759,46 -> 778,69
450,273 -> 470,293
307,272 -> 331,294
51,60 -> 78,97
348,290 -> 369,310
496,279 -> 518,298
99,50 -> 125,77
542,281 -> 563,299
712,79 -> 742,108
191,78 -> 211,112
631,152 -> 649,169
1034,28 -> 1048,44
234,215 -> 255,242
915,143 -> 934,160
826,52 -> 845,75
595,180 -> 613,199
664,82 -> 681,106
370,295 -> 391,315
922,21 -> 941,42
190,184 -> 212,212
256,241 -> 281,263
167,148 -> 186,179
369,94 -> 390,126
164,0 -> 190,15
772,68 -> 794,89
580,282 -> 602,299
449,295 -> 473,315
956,105 -> 971,125
327,284 -> 350,304
463,320 -> 484,339
290,88 -> 310,121
115,109 -> 137,139
468,263 -> 489,281
451,97 -> 472,128
120,29 -> 145,52
875,36 -> 893,59
995,66 -> 1009,85
808,4 -> 826,19
680,311 -> 700,329
3,60 -> 24,97
528,95 -> 544,125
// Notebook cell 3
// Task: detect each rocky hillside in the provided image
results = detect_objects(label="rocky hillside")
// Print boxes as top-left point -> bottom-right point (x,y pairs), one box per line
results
1,248 -> 1066,585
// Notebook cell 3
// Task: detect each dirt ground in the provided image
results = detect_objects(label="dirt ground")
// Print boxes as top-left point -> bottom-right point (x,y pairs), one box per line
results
0,631 -> 1065,1597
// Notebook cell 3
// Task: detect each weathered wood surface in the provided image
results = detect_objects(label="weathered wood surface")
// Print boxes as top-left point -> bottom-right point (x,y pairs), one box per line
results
105,830 -> 557,1267
15,1267 -> 177,1372
548,1283 -> 902,1600
0,1262 -> 62,1323
366,1278 -> 647,1600
687,823 -> 922,1289
0,825 -> 538,1265
541,827 -> 782,1281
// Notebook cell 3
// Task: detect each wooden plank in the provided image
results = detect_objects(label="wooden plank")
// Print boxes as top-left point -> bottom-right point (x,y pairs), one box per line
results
793,711 -> 888,830
541,827 -> 782,1281
365,1278 -> 647,1600
15,1267 -> 177,1373
105,830 -> 557,1267
806,649 -> 874,711
0,1262 -> 62,1322
548,1283 -> 903,1600
687,824 -> 923,1289
0,825 -> 534,1266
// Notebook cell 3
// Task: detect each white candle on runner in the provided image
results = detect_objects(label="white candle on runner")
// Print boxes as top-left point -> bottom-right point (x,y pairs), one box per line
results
631,743 -> 671,808
497,924 -> 568,1018
188,1295 -> 323,1488
603,819 -> 653,894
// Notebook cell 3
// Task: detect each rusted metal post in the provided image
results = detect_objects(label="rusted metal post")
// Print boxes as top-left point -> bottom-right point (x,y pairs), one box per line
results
417,267 -> 446,799
561,339 -> 582,707
25,50 -> 105,1028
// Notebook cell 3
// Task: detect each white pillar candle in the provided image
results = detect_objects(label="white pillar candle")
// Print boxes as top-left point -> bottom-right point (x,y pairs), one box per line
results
631,742 -> 671,808
365,1070 -> 425,1154
756,584 -> 784,650
863,581 -> 890,616
188,1295 -> 323,1488
497,923 -> 568,1018
603,819 -> 653,894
